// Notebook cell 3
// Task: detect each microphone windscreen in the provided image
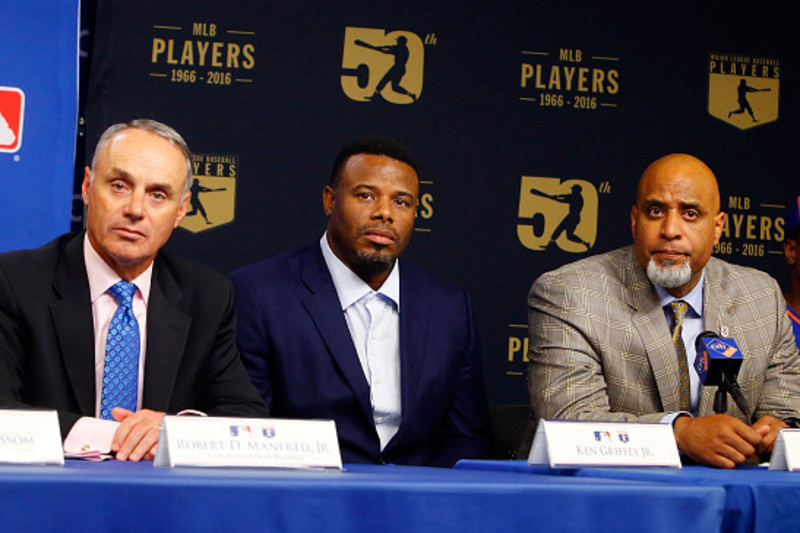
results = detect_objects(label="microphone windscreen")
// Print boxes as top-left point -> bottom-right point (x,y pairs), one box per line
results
694,336 -> 744,386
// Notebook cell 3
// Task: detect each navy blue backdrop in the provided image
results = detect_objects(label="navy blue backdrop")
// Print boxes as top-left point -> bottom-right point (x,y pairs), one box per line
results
72,0 -> 800,407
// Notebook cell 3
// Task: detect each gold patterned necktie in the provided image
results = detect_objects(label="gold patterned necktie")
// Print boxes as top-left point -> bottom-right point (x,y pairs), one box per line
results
668,300 -> 691,411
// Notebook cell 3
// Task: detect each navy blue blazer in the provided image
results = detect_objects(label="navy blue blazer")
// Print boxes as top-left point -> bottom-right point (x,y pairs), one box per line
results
230,244 -> 492,466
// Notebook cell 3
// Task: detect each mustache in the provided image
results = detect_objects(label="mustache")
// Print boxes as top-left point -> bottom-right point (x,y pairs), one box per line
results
358,223 -> 400,242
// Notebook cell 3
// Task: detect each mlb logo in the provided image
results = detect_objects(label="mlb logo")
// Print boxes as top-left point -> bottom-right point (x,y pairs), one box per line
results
593,430 -> 611,442
0,87 -> 25,153
230,425 -> 252,437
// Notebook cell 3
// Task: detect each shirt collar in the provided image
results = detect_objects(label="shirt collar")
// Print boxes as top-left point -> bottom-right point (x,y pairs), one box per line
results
654,269 -> 705,317
84,233 -> 153,305
319,232 -> 400,311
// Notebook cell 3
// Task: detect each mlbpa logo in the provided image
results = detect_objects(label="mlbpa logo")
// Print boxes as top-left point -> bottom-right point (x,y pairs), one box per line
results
0,87 -> 25,153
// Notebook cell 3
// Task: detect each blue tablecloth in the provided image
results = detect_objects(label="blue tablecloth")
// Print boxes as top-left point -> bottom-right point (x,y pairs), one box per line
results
455,460 -> 800,533
0,460 -> 725,532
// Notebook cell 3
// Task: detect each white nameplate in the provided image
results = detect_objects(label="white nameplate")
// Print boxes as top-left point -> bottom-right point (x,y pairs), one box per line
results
769,428 -> 800,471
154,416 -> 342,469
0,410 -> 64,465
529,419 -> 681,468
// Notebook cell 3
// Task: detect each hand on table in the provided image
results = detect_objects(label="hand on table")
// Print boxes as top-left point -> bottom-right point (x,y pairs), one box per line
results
751,415 -> 788,457
111,408 -> 165,461
674,414 -> 765,469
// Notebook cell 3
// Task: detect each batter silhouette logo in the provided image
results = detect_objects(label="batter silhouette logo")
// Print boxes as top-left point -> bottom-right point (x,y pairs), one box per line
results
708,53 -> 780,130
341,27 -> 424,104
0,87 -> 25,153
179,154 -> 238,234
517,176 -> 598,252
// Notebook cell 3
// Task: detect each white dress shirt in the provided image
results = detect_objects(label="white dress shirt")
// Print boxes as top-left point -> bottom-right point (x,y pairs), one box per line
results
320,233 -> 402,450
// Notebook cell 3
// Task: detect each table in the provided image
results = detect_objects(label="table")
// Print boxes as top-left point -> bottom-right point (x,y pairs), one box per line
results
0,460 -> 724,532
456,460 -> 800,533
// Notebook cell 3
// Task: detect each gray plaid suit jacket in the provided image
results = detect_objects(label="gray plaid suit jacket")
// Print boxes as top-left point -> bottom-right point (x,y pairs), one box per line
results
528,246 -> 800,424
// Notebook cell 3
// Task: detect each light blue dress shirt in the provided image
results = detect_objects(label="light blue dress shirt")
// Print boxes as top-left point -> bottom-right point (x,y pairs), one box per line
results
320,233 -> 401,449
656,270 -> 706,421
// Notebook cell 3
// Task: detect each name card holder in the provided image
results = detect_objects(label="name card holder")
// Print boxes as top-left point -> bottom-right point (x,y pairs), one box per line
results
769,428 -> 800,471
154,416 -> 342,470
0,410 -> 64,465
528,419 -> 681,469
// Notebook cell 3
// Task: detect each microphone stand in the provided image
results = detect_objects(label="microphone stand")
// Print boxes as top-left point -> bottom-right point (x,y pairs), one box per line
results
713,373 -> 750,416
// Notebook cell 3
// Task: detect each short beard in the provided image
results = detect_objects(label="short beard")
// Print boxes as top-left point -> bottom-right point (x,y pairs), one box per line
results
646,256 -> 692,289
346,249 -> 395,280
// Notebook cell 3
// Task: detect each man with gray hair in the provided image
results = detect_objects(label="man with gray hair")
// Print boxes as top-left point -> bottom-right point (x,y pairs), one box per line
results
0,119 -> 267,461
527,153 -> 800,468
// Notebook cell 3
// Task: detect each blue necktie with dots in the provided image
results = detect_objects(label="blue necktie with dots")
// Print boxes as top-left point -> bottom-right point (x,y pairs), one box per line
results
100,281 -> 140,420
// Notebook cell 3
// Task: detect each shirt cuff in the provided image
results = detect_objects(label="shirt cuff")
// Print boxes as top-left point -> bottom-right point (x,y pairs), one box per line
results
661,411 -> 692,426
63,416 -> 119,458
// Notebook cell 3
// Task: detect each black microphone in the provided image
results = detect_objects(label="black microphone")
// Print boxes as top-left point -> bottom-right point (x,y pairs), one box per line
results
694,330 -> 750,416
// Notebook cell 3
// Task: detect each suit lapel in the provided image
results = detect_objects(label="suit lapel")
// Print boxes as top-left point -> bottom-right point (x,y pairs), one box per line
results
299,246 -> 373,423
50,234 -> 95,416
699,259 -> 735,415
623,249 -> 685,412
141,257 -> 191,410
393,266 -> 430,441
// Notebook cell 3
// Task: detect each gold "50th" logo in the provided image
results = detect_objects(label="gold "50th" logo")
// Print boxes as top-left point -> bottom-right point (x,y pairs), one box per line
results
340,27 -> 424,105
517,176 -> 599,253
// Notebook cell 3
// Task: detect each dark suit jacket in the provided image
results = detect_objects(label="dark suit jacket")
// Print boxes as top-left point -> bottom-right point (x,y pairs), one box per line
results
0,232 -> 268,437
230,244 -> 492,466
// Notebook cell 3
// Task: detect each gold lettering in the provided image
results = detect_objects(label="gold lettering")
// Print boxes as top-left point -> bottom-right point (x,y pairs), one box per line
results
508,336 -> 530,362
521,63 -> 535,87
196,41 -> 210,66
508,337 -> 521,362
180,41 -> 194,65
562,66 -> 575,91
242,44 -> 256,69
548,67 -> 561,90
775,217 -> 785,241
166,39 -> 178,65
759,216 -> 772,240
227,43 -> 241,68
535,64 -> 546,89
152,38 -> 166,63
192,23 -> 217,37
591,69 -> 605,93
577,67 -> 589,92
732,213 -> 745,238
419,193 -> 434,219
607,70 -> 619,94
558,49 -> 581,62
746,215 -> 756,239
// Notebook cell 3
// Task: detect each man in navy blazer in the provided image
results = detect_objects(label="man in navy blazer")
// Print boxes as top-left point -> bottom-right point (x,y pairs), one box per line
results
231,136 -> 491,466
